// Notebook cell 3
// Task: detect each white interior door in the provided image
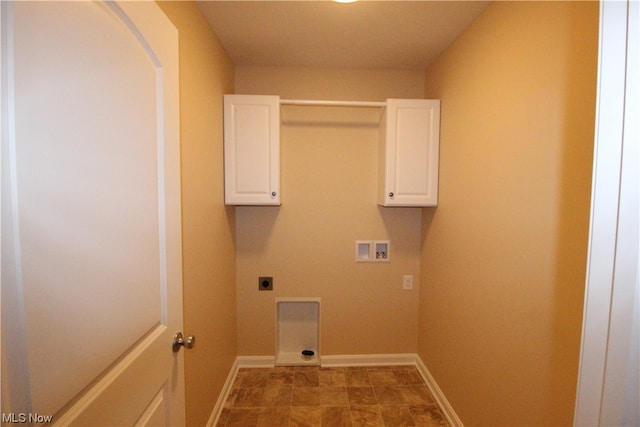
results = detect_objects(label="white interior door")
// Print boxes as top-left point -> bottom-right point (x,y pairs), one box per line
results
1,1 -> 184,425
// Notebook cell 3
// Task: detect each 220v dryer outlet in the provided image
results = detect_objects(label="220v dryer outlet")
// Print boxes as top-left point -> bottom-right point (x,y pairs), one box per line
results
259,276 -> 273,291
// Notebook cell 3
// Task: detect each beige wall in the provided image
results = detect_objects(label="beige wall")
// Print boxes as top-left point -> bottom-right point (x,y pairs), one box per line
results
235,67 -> 424,356
419,2 -> 598,425
156,2 -> 598,424
156,3 -> 236,426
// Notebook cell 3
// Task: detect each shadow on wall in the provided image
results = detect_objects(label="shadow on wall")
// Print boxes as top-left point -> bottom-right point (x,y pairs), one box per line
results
281,105 -> 381,129
378,206 -> 425,260
548,2 -> 598,417
234,206 -> 280,256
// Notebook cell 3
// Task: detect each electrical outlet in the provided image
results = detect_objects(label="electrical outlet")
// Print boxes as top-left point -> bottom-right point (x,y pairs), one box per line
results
402,275 -> 413,290
259,276 -> 273,291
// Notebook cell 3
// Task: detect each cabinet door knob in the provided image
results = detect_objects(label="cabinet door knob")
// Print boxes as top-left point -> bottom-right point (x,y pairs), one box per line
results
389,192 -> 394,197
272,191 -> 277,197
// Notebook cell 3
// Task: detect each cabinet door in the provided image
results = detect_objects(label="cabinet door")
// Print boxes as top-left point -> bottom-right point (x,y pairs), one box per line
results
224,94 -> 280,205
379,99 -> 440,207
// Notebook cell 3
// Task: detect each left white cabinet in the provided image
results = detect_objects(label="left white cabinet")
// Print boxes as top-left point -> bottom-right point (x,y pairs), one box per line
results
224,94 -> 281,205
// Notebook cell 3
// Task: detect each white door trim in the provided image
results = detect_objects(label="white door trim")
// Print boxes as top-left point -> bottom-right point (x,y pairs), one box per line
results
574,0 -> 639,425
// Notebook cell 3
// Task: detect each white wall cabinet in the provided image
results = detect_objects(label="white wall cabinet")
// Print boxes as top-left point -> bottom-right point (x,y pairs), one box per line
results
224,94 -> 280,205
223,95 -> 440,207
378,99 -> 440,207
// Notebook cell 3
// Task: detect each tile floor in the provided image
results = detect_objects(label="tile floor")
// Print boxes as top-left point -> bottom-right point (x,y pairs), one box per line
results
216,365 -> 448,426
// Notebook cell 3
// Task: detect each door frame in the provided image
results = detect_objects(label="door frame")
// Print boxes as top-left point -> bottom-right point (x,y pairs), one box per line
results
574,0 -> 639,425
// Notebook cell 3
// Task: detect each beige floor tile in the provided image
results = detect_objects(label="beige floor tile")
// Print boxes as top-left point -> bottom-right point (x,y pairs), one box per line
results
268,371 -> 294,387
292,386 -> 320,406
399,385 -> 436,406
410,404 -> 448,426
241,370 -> 271,387
263,386 -> 292,406
347,387 -> 377,405
290,406 -> 322,427
322,406 -> 352,426
393,368 -> 424,385
257,406 -> 290,427
345,369 -> 371,386
319,386 -> 350,406
226,407 -> 261,427
219,365 -> 449,427
319,369 -> 347,387
234,387 -> 265,407
368,370 -> 400,385
350,405 -> 384,427
374,385 -> 406,405
294,369 -> 320,387
380,405 -> 415,426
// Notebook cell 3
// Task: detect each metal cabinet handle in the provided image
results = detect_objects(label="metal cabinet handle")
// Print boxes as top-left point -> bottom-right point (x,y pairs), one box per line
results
389,192 -> 394,197
172,332 -> 195,352
271,191 -> 277,197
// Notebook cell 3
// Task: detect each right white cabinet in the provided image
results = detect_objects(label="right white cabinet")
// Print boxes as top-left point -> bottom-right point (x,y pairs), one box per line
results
378,99 -> 440,207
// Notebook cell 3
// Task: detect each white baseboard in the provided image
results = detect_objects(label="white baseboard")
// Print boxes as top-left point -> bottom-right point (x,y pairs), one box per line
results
415,356 -> 464,427
205,358 -> 240,427
207,353 -> 463,427
320,353 -> 418,367
236,355 -> 276,367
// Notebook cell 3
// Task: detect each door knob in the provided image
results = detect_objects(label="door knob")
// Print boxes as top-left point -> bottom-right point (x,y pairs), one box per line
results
172,332 -> 195,352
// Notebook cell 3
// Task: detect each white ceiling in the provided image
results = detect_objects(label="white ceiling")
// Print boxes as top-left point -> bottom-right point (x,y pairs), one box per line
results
197,1 -> 491,70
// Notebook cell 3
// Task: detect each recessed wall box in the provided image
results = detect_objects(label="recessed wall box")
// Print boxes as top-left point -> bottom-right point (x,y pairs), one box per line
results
259,276 -> 273,291
276,298 -> 320,366
355,241 -> 373,262
374,241 -> 390,262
